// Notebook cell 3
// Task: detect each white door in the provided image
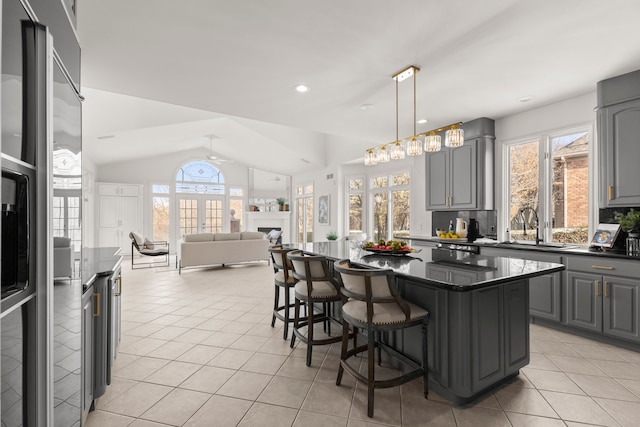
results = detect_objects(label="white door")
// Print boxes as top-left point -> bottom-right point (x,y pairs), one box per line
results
176,195 -> 225,238
98,194 -> 140,253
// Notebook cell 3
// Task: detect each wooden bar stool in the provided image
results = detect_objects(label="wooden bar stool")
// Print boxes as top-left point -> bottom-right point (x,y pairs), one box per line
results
268,245 -> 298,339
333,258 -> 430,418
287,250 -> 343,366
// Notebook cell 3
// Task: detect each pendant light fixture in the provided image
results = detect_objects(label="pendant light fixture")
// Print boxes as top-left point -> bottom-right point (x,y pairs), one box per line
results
364,148 -> 377,165
377,145 -> 390,162
445,123 -> 464,148
424,131 -> 442,152
363,65 -> 464,165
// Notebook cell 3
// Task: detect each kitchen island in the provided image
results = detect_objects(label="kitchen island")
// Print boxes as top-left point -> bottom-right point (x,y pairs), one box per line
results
290,241 -> 565,405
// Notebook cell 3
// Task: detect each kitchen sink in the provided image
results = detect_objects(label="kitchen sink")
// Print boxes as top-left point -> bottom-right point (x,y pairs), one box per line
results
496,241 -> 579,251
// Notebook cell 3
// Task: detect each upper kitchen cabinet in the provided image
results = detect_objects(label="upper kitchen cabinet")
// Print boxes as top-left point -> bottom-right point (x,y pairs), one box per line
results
597,69 -> 640,207
30,0 -> 80,89
425,117 -> 495,211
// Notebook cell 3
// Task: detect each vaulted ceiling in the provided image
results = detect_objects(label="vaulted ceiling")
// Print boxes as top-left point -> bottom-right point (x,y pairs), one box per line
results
78,0 -> 640,175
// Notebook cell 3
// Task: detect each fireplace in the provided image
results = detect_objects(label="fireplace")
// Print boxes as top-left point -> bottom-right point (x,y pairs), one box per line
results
257,227 -> 281,233
246,212 -> 291,243
258,227 -> 282,244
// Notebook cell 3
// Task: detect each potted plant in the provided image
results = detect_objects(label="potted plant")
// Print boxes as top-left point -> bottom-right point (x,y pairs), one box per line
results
326,231 -> 338,241
276,197 -> 287,211
615,209 -> 640,236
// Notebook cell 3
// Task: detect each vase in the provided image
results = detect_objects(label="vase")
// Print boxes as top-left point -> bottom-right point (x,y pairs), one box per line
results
627,232 -> 640,256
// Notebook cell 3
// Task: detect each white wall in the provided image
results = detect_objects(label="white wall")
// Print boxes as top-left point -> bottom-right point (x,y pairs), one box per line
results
95,147 -> 250,242
90,91 -> 598,245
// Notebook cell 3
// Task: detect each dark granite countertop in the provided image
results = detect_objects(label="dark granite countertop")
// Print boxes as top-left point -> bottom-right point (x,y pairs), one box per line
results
286,241 -> 565,292
81,247 -> 123,292
406,235 -> 640,261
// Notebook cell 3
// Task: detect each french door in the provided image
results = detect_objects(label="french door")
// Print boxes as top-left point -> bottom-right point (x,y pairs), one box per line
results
176,195 -> 225,237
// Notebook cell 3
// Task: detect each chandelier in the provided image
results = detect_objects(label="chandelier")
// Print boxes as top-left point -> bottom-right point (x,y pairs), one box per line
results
364,65 -> 464,165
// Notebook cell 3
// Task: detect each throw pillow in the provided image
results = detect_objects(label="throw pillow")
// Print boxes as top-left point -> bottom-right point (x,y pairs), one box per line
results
144,238 -> 155,249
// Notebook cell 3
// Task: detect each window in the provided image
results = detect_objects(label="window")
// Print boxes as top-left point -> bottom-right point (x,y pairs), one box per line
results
175,161 -> 226,237
151,184 -> 170,242
504,127 -> 591,245
346,177 -> 364,234
295,183 -> 313,243
369,172 -> 410,242
229,188 -> 243,232
176,161 -> 225,194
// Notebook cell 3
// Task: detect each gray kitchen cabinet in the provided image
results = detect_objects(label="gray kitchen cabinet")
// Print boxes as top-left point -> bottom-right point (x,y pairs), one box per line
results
597,69 -> 640,207
425,118 -> 494,211
396,277 -> 529,405
598,98 -> 640,207
565,256 -> 640,342
481,247 -> 562,322
603,276 -> 640,341
108,267 -> 123,382
426,140 -> 477,210
93,275 -> 109,399
81,286 -> 95,423
566,271 -> 602,332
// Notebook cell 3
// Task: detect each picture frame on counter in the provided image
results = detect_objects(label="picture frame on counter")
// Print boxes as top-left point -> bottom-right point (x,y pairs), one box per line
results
590,223 -> 621,248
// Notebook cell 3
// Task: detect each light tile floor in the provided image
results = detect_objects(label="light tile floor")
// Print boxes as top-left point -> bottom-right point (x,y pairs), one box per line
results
86,259 -> 640,427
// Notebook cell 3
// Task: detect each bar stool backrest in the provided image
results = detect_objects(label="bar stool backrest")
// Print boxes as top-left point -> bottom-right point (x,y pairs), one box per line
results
287,250 -> 331,282
268,245 -> 295,271
334,259 -> 398,305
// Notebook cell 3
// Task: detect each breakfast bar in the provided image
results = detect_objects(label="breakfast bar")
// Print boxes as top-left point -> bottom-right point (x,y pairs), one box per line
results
291,241 -> 565,405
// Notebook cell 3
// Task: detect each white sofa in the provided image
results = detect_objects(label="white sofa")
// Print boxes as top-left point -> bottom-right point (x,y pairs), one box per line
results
178,231 -> 270,273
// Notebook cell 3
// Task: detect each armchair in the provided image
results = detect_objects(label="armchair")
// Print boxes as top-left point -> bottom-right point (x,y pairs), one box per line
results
53,236 -> 74,279
129,231 -> 170,269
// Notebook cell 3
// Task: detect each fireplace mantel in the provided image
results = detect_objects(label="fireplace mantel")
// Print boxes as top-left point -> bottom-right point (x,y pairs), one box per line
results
246,211 -> 292,243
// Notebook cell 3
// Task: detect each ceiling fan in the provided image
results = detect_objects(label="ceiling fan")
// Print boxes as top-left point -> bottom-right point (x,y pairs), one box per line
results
205,134 -> 234,165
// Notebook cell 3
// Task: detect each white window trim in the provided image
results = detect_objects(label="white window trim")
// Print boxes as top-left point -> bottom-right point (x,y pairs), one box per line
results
500,122 -> 596,245
344,174 -> 366,237
367,169 -> 411,242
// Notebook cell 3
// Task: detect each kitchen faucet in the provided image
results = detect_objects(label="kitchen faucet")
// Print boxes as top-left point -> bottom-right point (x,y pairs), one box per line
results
519,207 -> 543,245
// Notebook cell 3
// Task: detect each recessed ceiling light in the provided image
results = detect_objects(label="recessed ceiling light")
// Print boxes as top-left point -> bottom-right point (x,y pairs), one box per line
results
360,103 -> 374,110
518,95 -> 534,103
417,118 -> 428,124
294,84 -> 309,93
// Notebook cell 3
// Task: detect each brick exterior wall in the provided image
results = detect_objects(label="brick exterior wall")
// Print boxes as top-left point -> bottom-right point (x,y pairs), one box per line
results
565,155 -> 589,227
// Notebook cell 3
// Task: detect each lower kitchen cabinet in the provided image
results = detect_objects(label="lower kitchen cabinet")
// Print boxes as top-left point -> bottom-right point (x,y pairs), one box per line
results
108,267 -> 123,382
481,247 -> 562,322
81,269 -> 123,419
93,275 -> 109,399
81,286 -> 95,423
567,270 -> 640,341
565,256 -> 640,343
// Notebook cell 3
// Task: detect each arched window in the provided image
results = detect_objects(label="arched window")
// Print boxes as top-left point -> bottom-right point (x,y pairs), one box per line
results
175,160 -> 225,194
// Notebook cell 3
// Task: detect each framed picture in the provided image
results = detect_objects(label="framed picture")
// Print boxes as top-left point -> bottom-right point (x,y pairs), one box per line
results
590,223 -> 621,248
318,195 -> 330,225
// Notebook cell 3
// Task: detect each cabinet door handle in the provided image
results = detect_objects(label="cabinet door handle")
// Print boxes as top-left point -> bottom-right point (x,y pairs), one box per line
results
115,275 -> 122,297
93,293 -> 100,317
592,265 -> 614,270
608,185 -> 614,201
604,281 -> 610,298
595,281 -> 601,296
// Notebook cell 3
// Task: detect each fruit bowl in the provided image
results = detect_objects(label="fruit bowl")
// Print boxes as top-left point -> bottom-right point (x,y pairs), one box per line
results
361,240 -> 420,255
